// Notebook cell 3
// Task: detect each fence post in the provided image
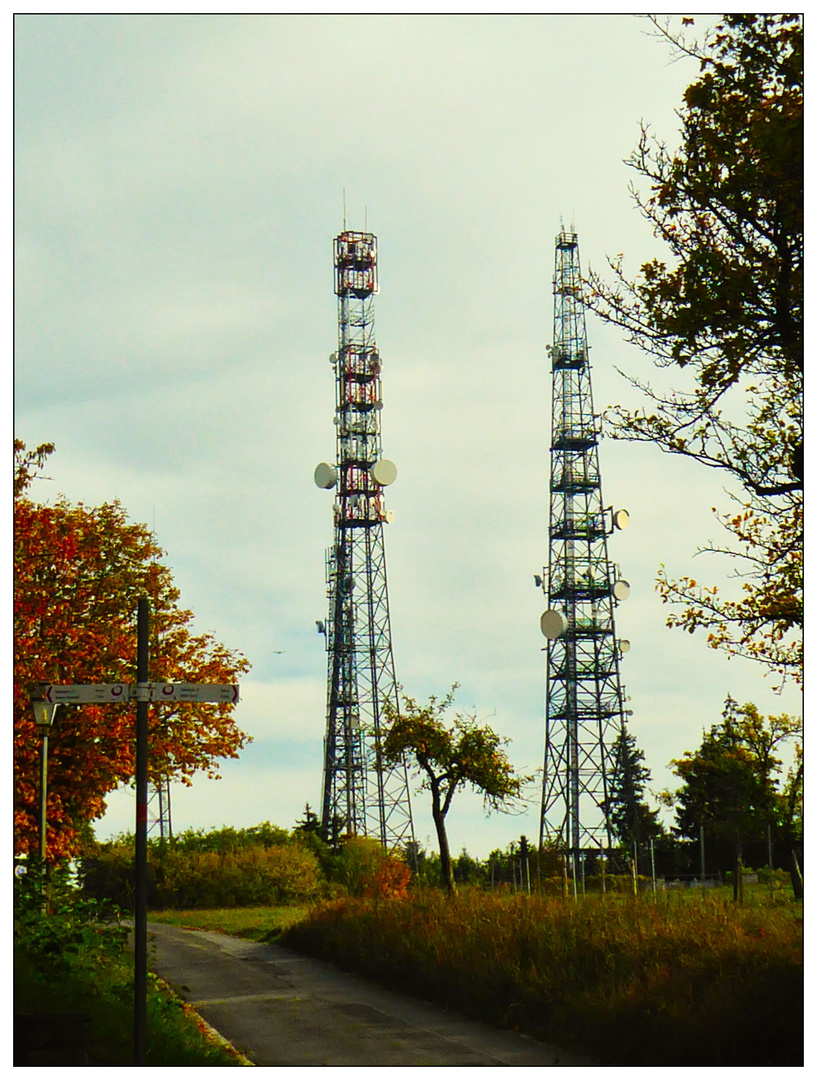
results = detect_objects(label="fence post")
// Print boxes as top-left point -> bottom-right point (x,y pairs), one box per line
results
631,842 -> 638,897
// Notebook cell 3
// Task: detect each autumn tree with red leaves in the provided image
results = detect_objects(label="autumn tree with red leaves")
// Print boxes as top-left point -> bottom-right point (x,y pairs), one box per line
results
14,441 -> 251,862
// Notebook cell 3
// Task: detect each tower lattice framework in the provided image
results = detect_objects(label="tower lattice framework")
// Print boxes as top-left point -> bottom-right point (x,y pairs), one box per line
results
538,229 -> 630,861
147,778 -> 172,841
315,229 -> 414,850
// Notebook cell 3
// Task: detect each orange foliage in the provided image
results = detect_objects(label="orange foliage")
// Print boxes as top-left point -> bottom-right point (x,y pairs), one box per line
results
362,857 -> 411,901
14,442 -> 250,861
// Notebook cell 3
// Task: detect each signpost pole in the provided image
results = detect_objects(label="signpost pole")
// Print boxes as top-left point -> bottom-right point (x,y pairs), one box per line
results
27,650 -> 239,1066
134,598 -> 149,1066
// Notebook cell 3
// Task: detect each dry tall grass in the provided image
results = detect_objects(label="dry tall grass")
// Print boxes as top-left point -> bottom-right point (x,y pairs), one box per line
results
281,887 -> 802,1065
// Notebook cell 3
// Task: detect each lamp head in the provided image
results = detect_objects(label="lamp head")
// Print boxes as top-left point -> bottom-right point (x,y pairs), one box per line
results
29,684 -> 57,729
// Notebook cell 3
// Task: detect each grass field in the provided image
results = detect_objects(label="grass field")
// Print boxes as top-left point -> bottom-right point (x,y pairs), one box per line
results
148,904 -> 310,942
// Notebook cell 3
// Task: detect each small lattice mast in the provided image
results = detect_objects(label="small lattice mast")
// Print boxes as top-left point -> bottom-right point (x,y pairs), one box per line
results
147,778 -> 172,841
314,229 -> 414,850
538,229 -> 631,866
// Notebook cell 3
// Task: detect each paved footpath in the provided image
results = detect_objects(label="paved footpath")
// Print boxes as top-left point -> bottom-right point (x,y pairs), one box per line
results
148,922 -> 594,1067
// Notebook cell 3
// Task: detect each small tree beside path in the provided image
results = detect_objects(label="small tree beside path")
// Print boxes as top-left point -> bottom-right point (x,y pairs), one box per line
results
382,686 -> 530,893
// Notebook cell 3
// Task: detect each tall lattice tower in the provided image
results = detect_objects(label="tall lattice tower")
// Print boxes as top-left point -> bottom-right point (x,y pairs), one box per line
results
147,778 -> 172,841
314,229 -> 414,850
538,229 -> 631,865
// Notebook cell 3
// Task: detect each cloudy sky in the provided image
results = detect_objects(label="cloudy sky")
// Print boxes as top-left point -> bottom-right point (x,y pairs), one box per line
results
15,12 -> 802,859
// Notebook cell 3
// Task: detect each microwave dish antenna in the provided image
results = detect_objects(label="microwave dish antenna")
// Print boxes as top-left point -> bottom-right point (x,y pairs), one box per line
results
314,462 -> 338,489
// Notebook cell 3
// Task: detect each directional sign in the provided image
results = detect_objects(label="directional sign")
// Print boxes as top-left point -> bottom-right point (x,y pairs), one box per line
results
41,683 -> 239,705
150,683 -> 239,704
43,683 -> 130,704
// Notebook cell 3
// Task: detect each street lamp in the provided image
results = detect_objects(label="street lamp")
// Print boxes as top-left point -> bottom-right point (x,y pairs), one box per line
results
29,683 -> 58,863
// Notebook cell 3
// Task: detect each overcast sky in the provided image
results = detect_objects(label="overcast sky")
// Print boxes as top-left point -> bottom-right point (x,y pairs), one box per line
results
15,12 -> 802,858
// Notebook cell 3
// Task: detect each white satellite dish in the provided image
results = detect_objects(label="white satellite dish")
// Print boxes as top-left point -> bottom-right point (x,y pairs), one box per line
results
540,609 -> 568,640
314,462 -> 337,489
612,579 -> 631,601
384,510 -> 394,524
370,459 -> 397,486
619,639 -> 631,654
613,509 -> 630,530
329,352 -> 337,365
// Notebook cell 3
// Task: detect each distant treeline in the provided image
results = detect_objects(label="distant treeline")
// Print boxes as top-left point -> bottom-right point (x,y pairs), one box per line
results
78,817 -> 797,911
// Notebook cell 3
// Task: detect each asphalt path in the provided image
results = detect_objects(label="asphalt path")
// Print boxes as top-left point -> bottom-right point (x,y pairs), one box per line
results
148,922 -> 594,1067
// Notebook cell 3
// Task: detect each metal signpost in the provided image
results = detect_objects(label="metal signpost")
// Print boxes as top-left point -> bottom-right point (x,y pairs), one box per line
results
40,682 -> 238,705
35,599 -> 240,1065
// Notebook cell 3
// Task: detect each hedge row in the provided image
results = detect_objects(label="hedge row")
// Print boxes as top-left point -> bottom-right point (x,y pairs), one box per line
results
80,841 -> 322,909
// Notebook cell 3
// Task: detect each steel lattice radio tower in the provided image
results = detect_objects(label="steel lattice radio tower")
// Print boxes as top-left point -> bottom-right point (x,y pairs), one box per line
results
314,229 -> 414,850
538,229 -> 631,864
147,778 -> 172,841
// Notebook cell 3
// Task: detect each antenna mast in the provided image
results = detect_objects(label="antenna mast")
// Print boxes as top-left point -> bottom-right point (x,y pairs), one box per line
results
147,777 -> 172,841
538,229 -> 630,871
314,229 -> 414,850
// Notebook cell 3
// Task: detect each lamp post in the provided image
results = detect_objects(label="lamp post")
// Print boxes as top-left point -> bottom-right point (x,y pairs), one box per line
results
29,683 -> 59,863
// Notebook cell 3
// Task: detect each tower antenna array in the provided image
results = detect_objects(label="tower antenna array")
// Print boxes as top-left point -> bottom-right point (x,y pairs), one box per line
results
315,229 -> 414,850
538,229 -> 631,869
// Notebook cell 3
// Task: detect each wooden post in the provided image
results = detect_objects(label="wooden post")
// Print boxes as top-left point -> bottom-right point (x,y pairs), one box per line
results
733,829 -> 744,904
632,841 -> 638,897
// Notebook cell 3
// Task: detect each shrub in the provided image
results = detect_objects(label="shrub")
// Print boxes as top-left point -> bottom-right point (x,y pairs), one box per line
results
333,836 -> 410,899
363,857 -> 411,900
80,838 -> 322,909
169,822 -> 292,853
15,861 -> 128,977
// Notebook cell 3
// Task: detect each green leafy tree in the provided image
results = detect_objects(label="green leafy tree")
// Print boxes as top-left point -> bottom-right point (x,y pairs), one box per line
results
604,723 -> 664,867
662,696 -> 801,872
587,15 -> 803,683
453,848 -> 486,887
382,686 -> 530,893
400,841 -> 440,888
780,741 -> 803,848
292,804 -> 333,875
